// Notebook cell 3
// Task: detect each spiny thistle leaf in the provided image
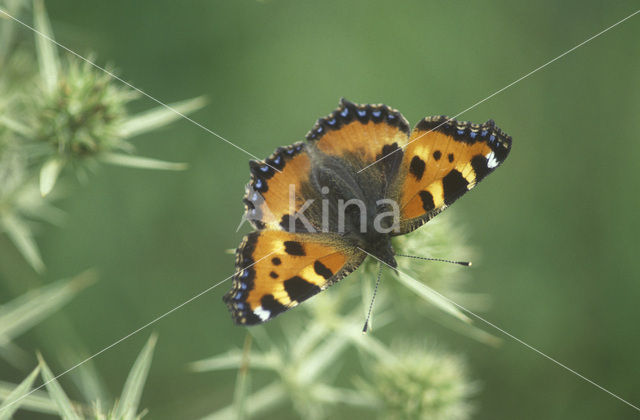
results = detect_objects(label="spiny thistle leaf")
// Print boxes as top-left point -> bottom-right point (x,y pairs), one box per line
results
0,213 -> 45,273
0,366 -> 40,420
0,115 -> 33,137
33,0 -> 59,94
39,156 -> 63,196
119,96 -> 207,139
0,271 -> 95,344
189,350 -> 279,372
0,379 -> 58,416
99,152 -> 187,171
232,334 -> 253,420
395,269 -> 471,323
200,382 -> 286,420
114,333 -> 157,420
37,354 -> 82,420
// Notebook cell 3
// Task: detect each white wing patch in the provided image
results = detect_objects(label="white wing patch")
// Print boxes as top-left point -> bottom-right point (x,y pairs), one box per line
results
486,151 -> 499,169
253,306 -> 271,321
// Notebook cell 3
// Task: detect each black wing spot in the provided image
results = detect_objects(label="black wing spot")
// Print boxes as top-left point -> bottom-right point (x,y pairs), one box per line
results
448,153 -> 454,163
272,257 -> 282,265
409,156 -> 426,180
260,295 -> 287,318
442,169 -> 469,205
269,271 -> 278,279
433,150 -> 442,161
419,190 -> 435,212
471,154 -> 491,182
314,260 -> 333,280
284,241 -> 306,256
284,276 -> 322,301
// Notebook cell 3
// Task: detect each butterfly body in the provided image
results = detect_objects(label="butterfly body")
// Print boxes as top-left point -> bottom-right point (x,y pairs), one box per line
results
224,99 -> 511,325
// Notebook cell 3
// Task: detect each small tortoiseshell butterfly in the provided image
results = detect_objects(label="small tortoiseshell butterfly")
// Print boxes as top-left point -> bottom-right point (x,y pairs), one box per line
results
224,99 -> 511,325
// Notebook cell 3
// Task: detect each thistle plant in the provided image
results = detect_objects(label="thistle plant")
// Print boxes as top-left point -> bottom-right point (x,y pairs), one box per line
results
194,215 -> 486,419
0,2 -> 201,418
0,334 -> 157,420
0,0 -> 205,272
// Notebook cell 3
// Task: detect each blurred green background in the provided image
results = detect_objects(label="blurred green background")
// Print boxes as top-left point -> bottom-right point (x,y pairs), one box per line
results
1,0 -> 639,418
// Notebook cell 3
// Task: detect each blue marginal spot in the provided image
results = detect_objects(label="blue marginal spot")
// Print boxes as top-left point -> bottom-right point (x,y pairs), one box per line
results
240,282 -> 248,290
340,108 -> 349,117
260,165 -> 269,172
255,179 -> 263,189
489,135 -> 496,142
234,292 -> 244,301
251,192 -> 258,201
481,130 -> 488,137
372,110 -> 382,118
357,109 -> 366,117
273,155 -> 281,164
316,125 -> 324,134
327,118 -> 336,126
236,302 -> 245,310
457,129 -> 464,135
470,132 -> 477,139
295,145 -> 302,151
241,270 -> 249,278
287,148 -> 295,155
387,113 -> 396,121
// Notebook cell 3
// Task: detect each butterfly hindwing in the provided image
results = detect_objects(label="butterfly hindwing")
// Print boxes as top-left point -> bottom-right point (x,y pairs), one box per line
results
223,230 -> 365,325
397,116 -> 512,233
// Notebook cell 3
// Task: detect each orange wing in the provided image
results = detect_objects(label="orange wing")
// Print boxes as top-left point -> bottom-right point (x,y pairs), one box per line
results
397,116 -> 512,233
223,230 -> 365,325
242,142 -> 319,231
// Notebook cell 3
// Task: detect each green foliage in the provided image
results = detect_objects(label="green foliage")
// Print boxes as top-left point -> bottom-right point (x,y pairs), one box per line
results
0,272 -> 94,359
0,366 -> 40,420
0,0 -> 204,271
0,2 -> 193,419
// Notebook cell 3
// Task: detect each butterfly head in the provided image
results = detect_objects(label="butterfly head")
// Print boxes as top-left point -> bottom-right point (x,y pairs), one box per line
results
353,230 -> 397,269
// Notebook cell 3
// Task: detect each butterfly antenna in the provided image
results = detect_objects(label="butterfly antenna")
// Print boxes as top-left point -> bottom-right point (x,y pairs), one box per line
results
362,263 -> 383,334
395,254 -> 472,266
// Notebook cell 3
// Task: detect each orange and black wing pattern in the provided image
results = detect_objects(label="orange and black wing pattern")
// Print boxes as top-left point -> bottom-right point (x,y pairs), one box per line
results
397,116 -> 512,233
223,230 -> 365,325
242,142 -> 320,232
306,98 -> 410,175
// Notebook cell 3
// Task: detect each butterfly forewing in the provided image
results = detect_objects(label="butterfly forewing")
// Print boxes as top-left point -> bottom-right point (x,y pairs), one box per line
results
396,117 -> 512,234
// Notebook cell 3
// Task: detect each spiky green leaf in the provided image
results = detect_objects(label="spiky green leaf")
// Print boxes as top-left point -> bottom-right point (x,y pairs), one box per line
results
100,153 -> 187,171
0,272 -> 95,343
39,157 -> 64,197
33,0 -> 59,93
0,380 -> 57,415
0,213 -> 44,273
0,366 -> 40,420
119,96 -> 207,139
189,350 -> 278,372
200,382 -> 286,420
37,355 -> 81,420
396,270 -> 471,323
114,334 -> 157,420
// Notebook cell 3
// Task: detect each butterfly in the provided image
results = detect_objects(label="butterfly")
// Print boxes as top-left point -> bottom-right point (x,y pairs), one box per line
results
224,98 -> 511,325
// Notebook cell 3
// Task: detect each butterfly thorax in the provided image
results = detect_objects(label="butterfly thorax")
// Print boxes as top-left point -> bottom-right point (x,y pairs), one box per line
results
308,153 -> 398,268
